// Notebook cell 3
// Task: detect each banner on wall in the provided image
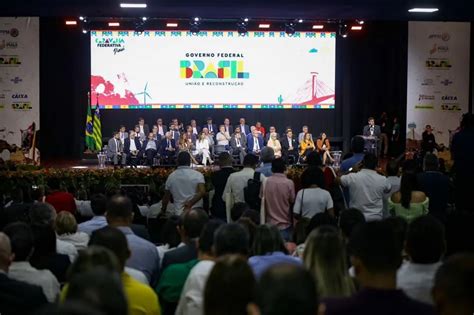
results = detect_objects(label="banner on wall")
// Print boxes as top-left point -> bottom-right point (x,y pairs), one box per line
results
407,21 -> 470,148
0,17 -> 40,164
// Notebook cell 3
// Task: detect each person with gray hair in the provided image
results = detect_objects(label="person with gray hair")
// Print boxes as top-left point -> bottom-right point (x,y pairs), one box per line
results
417,153 -> 450,222
0,232 -> 48,314
256,146 -> 275,177
29,202 -> 78,262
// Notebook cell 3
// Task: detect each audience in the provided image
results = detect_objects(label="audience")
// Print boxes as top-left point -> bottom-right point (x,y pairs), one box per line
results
161,208 -> 209,272
256,147 -> 275,177
105,195 -> 160,285
383,160 -> 401,218
339,208 -> 366,241
432,253 -> 474,315
204,255 -> 257,315
45,178 -> 77,215
78,193 -> 108,235
340,136 -> 365,173
324,220 -> 435,315
261,158 -> 295,241
162,152 -> 206,216
3,222 -> 59,302
210,152 -> 235,221
248,224 -> 301,278
389,172 -> 429,222
255,265 -> 319,315
397,216 -> 445,305
339,153 -> 391,221
156,215 -> 181,265
0,232 -> 48,315
55,211 -> 89,251
176,223 -> 249,315
304,226 -> 354,298
88,227 -> 161,315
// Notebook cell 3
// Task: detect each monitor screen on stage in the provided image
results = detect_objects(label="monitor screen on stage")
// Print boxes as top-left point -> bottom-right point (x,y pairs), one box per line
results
90,30 -> 336,110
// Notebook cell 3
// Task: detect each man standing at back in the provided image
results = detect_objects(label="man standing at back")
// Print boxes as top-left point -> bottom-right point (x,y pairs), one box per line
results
261,158 -> 295,241
339,154 -> 391,221
210,152 -> 235,221
161,152 -> 206,216
106,195 -> 160,286
324,220 -> 435,315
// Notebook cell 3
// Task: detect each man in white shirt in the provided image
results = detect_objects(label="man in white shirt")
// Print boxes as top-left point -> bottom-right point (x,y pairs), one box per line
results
4,222 -> 60,302
339,153 -> 391,221
397,216 -> 444,305
176,223 -> 249,315
223,154 -> 266,220
156,118 -> 167,136
216,125 -> 231,147
162,152 -> 206,216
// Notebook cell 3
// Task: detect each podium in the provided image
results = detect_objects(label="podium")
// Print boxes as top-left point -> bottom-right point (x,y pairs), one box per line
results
361,135 -> 380,157
97,153 -> 107,168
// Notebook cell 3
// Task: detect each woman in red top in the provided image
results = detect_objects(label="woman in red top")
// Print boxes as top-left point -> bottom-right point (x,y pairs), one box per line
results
255,122 -> 266,137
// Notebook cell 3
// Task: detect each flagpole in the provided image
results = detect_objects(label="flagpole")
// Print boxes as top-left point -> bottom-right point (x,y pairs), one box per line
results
85,91 -> 92,153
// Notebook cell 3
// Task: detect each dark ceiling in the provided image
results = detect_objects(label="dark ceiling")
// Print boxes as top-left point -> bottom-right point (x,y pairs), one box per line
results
0,0 -> 472,21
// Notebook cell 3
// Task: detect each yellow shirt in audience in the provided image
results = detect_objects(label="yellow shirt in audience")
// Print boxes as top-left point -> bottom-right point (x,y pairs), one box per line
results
60,272 -> 161,315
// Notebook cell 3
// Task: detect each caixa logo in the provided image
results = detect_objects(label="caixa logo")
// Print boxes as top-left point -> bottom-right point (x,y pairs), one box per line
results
11,102 -> 32,110
428,33 -> 450,41
12,93 -> 28,99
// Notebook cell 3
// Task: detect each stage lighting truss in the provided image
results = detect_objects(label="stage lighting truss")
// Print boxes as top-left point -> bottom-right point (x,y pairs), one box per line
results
237,19 -> 248,36
189,19 -> 201,35
338,22 -> 349,38
285,21 -> 296,36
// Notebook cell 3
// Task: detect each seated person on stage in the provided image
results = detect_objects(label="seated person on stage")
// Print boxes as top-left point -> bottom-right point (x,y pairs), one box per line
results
223,118 -> 233,135
184,125 -> 197,145
156,118 -> 167,137
237,117 -> 250,136
266,132 -> 282,158
124,131 -> 142,167
316,132 -> 334,165
265,126 -> 279,143
119,125 -> 128,145
216,125 -> 231,148
196,132 -> 213,166
299,132 -> 316,162
202,127 -> 215,147
137,117 -> 149,138
203,117 -> 217,136
171,118 -> 184,132
230,127 -> 247,165
160,132 -> 177,164
134,125 -> 145,143
247,128 -> 264,155
421,125 -> 438,154
151,125 -> 162,141
190,119 -> 201,135
255,121 -> 266,137
107,131 -> 127,167
142,132 -> 160,166
169,123 -> 181,143
178,133 -> 198,165
281,128 -> 299,164
298,125 -> 312,143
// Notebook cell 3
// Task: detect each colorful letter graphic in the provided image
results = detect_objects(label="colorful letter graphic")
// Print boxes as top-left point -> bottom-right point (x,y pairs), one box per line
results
180,60 -> 249,79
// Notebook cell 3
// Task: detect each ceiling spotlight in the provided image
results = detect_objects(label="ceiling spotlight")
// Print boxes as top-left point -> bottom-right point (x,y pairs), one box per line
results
65,20 -> 77,25
82,28 -> 88,34
408,7 -> 439,13
258,23 -> 270,29
109,22 -> 120,27
190,20 -> 200,35
351,25 -> 363,31
285,22 -> 296,36
357,20 -> 365,24
237,21 -> 248,36
166,22 -> 178,27
142,17 -> 147,21
297,18 -> 304,23
243,17 -> 249,22
193,17 -> 200,22
312,25 -> 324,30
79,16 -> 84,21
338,23 -> 348,38
120,3 -> 147,8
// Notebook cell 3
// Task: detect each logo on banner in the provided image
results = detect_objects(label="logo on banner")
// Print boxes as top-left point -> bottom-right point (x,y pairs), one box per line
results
426,59 -> 451,69
12,93 -> 28,99
429,43 -> 449,55
10,76 -> 22,84
95,38 -> 125,48
11,102 -> 32,110
0,40 -> 18,50
440,79 -> 453,86
441,95 -> 457,101
414,104 -> 434,109
420,78 -> 434,86
428,33 -> 450,41
0,55 -> 21,66
0,28 -> 19,37
180,60 -> 250,79
418,94 -> 435,101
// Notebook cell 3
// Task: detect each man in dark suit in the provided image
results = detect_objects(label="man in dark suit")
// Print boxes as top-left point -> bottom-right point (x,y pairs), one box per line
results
223,118 -> 233,135
142,132 -> 161,166
156,118 -> 168,137
124,131 -> 142,167
107,132 -> 127,167
169,123 -> 181,143
237,117 -> 250,136
137,117 -> 149,138
161,209 -> 209,272
210,152 -> 235,220
247,128 -> 264,155
203,117 -> 217,136
160,132 -> 177,165
281,128 -> 299,164
190,120 -> 201,135
230,126 -> 247,164
0,232 -> 48,314
363,117 -> 382,137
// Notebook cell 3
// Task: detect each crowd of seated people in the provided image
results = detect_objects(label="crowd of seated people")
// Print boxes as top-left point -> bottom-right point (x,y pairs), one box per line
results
104,116 -> 335,167
0,113 -> 473,315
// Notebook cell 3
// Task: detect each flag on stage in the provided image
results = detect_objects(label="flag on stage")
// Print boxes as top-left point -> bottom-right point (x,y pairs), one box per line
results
85,102 -> 95,150
92,106 -> 103,151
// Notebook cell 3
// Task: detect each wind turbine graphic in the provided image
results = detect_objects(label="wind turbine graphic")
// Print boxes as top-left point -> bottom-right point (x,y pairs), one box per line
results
135,82 -> 152,105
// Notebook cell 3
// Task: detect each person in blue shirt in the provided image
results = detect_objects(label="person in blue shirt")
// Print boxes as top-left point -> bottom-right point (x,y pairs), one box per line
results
340,136 -> 366,173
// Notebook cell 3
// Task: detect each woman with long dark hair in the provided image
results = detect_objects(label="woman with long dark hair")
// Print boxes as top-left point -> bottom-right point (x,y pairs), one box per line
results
316,132 -> 334,165
389,172 -> 429,222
